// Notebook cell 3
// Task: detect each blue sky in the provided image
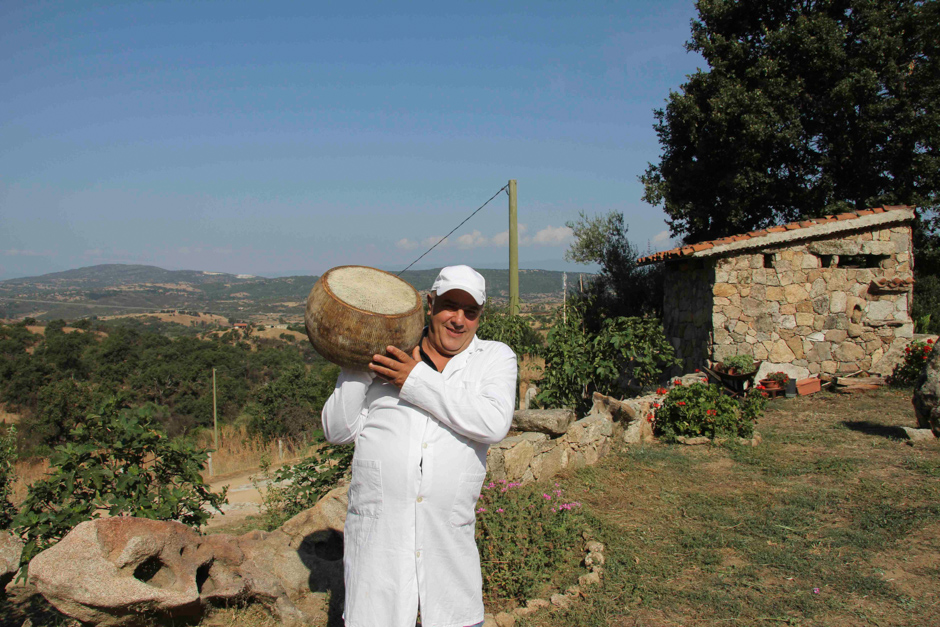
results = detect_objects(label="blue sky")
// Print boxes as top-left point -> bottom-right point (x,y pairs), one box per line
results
0,0 -> 704,280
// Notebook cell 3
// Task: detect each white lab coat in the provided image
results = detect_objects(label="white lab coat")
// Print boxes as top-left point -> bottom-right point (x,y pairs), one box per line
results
321,335 -> 517,627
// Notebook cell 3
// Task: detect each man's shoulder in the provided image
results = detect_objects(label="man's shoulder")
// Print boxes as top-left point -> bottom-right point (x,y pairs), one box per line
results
471,337 -> 517,360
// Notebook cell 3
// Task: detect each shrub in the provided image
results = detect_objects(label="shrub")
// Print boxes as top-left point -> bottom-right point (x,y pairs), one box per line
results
477,307 -> 544,357
476,480 -> 586,607
654,382 -> 765,442
14,400 -> 227,567
0,425 -> 17,529
765,371 -> 790,384
537,302 -> 679,414
888,339 -> 935,387
256,442 -> 353,530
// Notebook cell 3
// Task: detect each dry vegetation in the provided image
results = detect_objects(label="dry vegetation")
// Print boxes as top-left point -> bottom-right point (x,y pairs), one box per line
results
196,424 -> 308,479
99,312 -> 230,327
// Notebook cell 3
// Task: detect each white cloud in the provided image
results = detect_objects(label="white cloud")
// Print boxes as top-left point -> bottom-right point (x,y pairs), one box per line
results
492,224 -> 530,247
456,230 -> 489,249
396,238 -> 419,251
421,236 -> 449,249
652,230 -> 671,244
532,225 -> 574,246
4,249 -> 46,257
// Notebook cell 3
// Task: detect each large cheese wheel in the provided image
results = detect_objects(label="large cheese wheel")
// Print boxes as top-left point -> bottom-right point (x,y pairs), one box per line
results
305,265 -> 425,369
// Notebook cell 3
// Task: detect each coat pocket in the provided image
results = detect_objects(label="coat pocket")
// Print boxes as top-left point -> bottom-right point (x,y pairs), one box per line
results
449,471 -> 487,527
348,458 -> 383,519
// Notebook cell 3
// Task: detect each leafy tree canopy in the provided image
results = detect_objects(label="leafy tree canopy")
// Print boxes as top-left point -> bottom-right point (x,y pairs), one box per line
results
565,211 -> 664,320
641,0 -> 939,245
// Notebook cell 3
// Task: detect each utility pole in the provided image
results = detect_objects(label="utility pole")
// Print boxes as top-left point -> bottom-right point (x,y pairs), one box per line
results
563,272 -> 567,324
508,179 -> 519,315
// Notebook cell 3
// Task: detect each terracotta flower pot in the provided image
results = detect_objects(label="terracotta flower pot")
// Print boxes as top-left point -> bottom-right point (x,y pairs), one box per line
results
760,378 -> 785,392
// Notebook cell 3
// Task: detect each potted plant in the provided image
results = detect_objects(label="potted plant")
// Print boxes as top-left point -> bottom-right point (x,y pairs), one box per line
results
716,355 -> 758,376
760,371 -> 790,392
708,355 -> 761,395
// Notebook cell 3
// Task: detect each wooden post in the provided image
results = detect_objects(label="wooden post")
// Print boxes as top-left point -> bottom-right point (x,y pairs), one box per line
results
563,272 -> 568,324
508,179 -> 519,315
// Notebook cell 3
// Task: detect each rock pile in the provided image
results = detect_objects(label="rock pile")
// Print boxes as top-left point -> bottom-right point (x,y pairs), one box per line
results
27,485 -> 349,626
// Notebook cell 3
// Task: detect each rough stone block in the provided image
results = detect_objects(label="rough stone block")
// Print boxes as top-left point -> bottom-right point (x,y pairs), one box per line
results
714,283 -> 736,297
512,409 -> 575,436
769,340 -> 796,363
825,329 -> 848,343
867,300 -> 895,320
829,291 -> 847,313
784,284 -> 808,303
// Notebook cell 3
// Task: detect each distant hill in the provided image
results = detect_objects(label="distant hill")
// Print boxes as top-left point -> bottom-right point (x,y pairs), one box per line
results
0,263 -> 581,321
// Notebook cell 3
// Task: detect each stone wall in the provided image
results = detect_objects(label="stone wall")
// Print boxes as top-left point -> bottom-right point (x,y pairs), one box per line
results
662,224 -> 914,379
663,260 -> 714,374
486,396 -> 655,484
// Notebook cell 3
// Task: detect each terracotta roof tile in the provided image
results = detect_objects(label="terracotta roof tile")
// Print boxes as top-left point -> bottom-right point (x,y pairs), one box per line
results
637,205 -> 913,265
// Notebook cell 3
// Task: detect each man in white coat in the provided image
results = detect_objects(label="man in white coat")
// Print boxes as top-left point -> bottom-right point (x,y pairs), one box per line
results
322,265 -> 517,627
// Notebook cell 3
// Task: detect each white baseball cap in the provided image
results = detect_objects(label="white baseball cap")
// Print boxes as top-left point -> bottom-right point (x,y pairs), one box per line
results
431,265 -> 486,305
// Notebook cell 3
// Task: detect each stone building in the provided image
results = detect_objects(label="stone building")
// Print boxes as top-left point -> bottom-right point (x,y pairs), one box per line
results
638,206 -> 915,380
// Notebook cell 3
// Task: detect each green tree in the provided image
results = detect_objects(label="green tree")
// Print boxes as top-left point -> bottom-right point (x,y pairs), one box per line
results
0,425 -> 17,529
14,400 -> 226,566
24,379 -> 97,449
565,211 -> 664,320
641,0 -> 940,244
248,364 -> 339,441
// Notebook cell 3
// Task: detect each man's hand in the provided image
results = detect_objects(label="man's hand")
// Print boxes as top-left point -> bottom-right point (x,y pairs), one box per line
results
369,345 -> 422,388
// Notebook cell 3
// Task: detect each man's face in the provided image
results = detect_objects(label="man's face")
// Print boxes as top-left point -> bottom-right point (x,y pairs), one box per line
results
426,290 -> 482,357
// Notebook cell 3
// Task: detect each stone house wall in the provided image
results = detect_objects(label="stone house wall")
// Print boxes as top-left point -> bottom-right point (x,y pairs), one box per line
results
662,224 -> 914,378
662,261 -> 714,377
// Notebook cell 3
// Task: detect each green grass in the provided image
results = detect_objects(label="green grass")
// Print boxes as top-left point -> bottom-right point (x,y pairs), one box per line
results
519,388 -> 940,627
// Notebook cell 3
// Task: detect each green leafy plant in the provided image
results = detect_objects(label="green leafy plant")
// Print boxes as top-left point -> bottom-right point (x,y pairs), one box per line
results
0,425 -> 17,529
256,440 -> 353,530
718,355 -> 757,374
537,302 -> 679,414
477,307 -> 544,357
13,400 -> 227,567
654,382 -> 765,442
888,339 -> 935,387
476,480 -> 586,607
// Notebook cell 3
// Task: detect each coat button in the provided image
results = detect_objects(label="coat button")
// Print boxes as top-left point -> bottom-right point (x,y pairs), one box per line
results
417,496 -> 424,503
422,442 -> 428,449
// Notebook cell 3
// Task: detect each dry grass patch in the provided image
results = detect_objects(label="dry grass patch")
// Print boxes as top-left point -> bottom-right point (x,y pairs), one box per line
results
196,424 -> 307,479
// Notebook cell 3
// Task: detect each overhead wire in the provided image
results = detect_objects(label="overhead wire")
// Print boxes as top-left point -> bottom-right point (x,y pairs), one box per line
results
398,184 -> 509,275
